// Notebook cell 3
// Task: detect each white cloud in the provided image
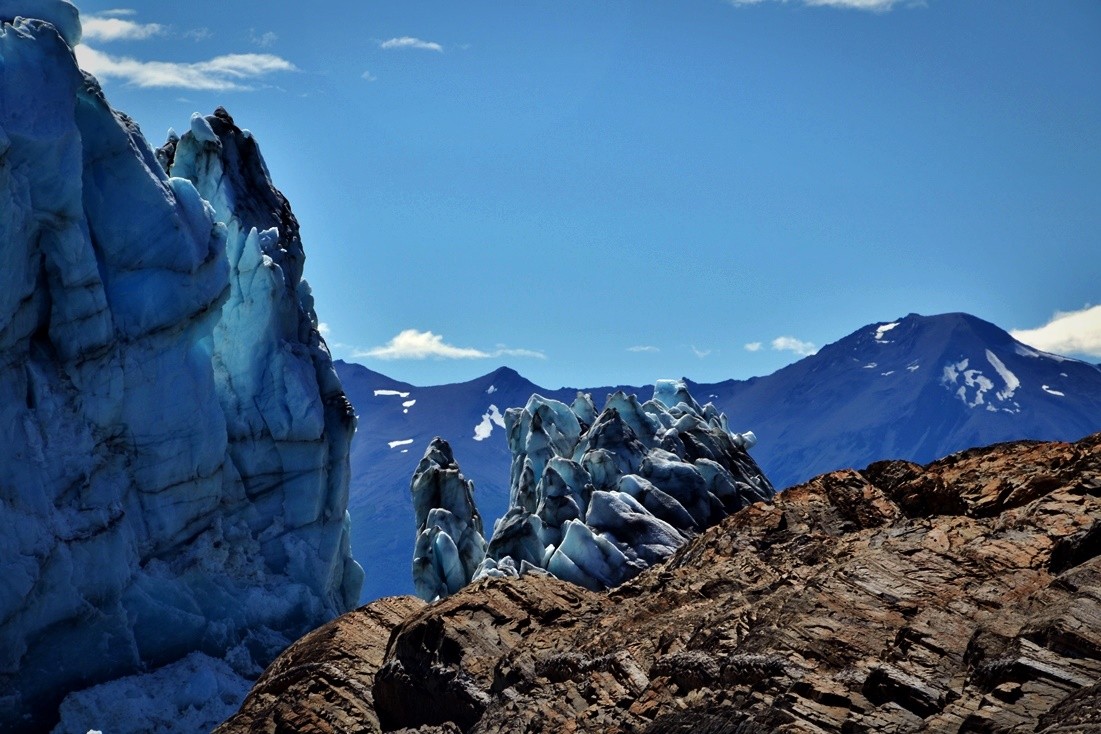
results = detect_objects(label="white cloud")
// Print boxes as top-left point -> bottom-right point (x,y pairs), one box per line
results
1010,305 -> 1101,359
744,342 -> 763,352
355,329 -> 543,360
729,0 -> 903,10
317,322 -> 331,337
361,70 -> 378,82
82,16 -> 165,42
628,345 -> 660,353
74,45 -> 297,91
96,9 -> 137,18
691,346 -> 713,359
380,36 -> 444,52
771,336 -> 817,356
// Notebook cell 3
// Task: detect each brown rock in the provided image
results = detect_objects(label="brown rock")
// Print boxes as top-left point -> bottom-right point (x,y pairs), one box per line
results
220,434 -> 1101,733
214,596 -> 424,734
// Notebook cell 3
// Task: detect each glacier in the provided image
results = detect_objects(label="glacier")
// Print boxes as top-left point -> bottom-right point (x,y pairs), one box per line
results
412,380 -> 773,599
0,3 -> 361,731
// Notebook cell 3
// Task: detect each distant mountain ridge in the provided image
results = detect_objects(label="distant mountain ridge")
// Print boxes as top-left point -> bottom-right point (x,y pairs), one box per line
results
338,312 -> 1101,602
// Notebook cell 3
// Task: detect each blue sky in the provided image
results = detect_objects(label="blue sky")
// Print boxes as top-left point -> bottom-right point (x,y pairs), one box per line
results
70,0 -> 1101,388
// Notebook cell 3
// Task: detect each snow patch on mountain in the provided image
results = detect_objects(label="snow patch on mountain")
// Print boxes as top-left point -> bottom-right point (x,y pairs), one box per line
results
389,439 -> 415,449
1043,385 -> 1066,397
375,389 -> 411,398
941,355 -> 1021,413
473,405 -> 506,441
986,349 -> 1020,400
875,322 -> 899,341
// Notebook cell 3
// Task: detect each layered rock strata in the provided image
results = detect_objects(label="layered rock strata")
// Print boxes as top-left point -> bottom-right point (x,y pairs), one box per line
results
224,433 -> 1101,732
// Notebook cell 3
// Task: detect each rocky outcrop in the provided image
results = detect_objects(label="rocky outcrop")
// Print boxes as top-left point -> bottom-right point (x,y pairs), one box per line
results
221,433 -> 1101,732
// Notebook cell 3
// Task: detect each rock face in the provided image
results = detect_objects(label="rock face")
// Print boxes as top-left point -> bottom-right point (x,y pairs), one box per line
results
412,381 -> 774,601
0,5 -> 360,731
222,433 -> 1101,732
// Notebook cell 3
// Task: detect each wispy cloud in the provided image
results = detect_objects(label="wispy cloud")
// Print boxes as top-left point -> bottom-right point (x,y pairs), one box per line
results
729,0 -> 904,11
628,345 -> 660,353
1011,305 -> 1101,359
356,329 -> 544,360
249,29 -> 278,48
82,16 -> 165,42
74,45 -> 297,91
744,342 -> 763,352
380,36 -> 444,52
184,28 -> 213,43
495,346 -> 547,359
771,336 -> 817,356
691,346 -> 713,359
361,70 -> 378,82
96,9 -> 137,18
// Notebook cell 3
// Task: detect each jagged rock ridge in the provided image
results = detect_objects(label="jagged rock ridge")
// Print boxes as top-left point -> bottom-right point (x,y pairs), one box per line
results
0,4 -> 360,731
221,433 -> 1101,733
412,381 -> 773,599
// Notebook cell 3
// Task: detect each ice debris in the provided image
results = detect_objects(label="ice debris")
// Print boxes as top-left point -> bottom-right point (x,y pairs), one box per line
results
411,439 -> 489,601
412,380 -> 773,600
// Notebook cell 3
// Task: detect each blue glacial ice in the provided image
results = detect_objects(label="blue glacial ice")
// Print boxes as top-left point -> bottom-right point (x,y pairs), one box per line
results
0,5 -> 360,731
410,438 -> 488,601
412,379 -> 774,599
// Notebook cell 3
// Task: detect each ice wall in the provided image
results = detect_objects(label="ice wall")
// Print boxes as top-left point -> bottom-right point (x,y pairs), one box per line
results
0,4 -> 361,731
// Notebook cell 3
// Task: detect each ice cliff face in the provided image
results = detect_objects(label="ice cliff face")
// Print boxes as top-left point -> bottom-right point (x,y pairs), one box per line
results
0,4 -> 361,731
412,381 -> 773,599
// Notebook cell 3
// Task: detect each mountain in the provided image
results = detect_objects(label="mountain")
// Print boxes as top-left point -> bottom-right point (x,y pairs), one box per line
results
217,432 -> 1101,733
0,5 -> 359,732
338,312 -> 1101,603
697,312 -> 1101,488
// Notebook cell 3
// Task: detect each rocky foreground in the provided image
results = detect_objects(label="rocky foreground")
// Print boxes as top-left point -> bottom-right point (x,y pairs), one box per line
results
219,434 -> 1101,733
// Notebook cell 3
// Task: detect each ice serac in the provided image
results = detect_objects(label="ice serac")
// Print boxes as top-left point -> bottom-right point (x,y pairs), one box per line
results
410,438 -> 488,601
0,6 -> 360,731
420,381 -> 774,597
